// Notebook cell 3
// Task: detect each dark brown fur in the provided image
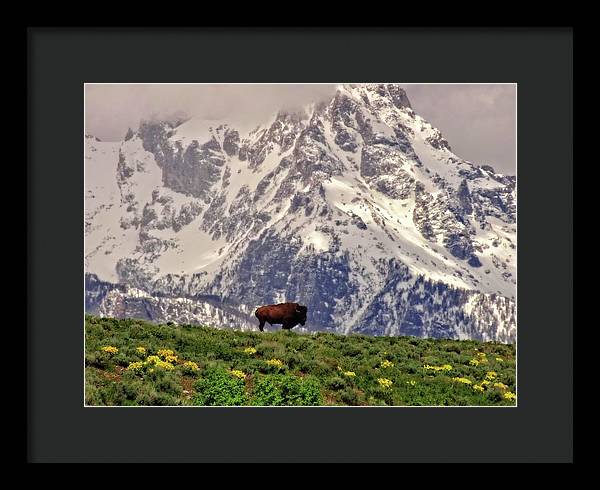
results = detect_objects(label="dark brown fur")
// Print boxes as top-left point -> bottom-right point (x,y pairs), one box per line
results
255,302 -> 308,332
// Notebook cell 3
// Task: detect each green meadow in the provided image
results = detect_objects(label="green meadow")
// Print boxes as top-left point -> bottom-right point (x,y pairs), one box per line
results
85,315 -> 516,406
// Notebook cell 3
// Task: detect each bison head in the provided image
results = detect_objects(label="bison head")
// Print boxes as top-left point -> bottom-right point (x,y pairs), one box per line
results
295,305 -> 308,326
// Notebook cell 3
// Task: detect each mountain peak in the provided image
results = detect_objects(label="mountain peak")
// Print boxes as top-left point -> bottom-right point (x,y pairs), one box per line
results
86,84 -> 516,342
340,83 -> 412,110
275,108 -> 310,123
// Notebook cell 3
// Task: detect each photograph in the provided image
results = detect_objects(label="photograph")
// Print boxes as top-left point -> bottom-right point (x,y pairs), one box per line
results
84,82 -> 517,407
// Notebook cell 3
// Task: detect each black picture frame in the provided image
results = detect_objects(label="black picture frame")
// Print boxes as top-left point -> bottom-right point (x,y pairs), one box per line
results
27,27 -> 573,463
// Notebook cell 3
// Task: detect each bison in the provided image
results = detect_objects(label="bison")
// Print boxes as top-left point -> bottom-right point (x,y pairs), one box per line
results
255,302 -> 308,332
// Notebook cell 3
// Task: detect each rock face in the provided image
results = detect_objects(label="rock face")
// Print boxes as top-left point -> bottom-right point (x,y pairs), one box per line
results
85,84 -> 516,342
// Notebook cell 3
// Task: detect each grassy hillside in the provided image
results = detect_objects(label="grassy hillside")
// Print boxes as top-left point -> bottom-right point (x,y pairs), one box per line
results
85,315 -> 517,406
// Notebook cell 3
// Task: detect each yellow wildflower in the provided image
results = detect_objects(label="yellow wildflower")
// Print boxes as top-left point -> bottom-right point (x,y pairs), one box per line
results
136,346 -> 146,354
495,357 -> 503,362
377,378 -> 393,389
266,359 -> 284,368
481,380 -> 491,386
485,371 -> 497,381
380,360 -> 394,369
406,380 -> 417,386
473,384 -> 485,392
155,360 -> 175,371
343,371 -> 356,377
423,364 -> 452,372
243,347 -> 257,355
157,349 -> 175,359
126,361 -> 144,372
493,382 -> 508,390
452,377 -> 472,385
101,346 -> 118,354
230,369 -> 246,379
182,360 -> 199,372
164,355 -> 178,363
503,391 -> 517,401
471,353 -> 488,364
144,355 -> 174,370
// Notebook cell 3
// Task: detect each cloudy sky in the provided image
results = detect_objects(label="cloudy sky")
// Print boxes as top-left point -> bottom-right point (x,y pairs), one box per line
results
85,84 -> 516,174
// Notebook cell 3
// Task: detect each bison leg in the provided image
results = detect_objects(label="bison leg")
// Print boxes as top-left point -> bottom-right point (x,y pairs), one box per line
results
282,322 -> 297,330
258,319 -> 266,332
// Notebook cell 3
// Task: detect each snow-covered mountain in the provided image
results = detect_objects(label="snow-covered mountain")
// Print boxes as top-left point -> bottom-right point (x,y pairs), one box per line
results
85,84 -> 516,342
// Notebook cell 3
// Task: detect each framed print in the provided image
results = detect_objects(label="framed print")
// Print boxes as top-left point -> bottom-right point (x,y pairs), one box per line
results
83,82 -> 517,408
28,27 -> 573,462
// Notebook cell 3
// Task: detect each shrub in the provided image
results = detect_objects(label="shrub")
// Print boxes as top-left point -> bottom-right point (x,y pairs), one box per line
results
84,369 -> 104,405
151,370 -> 183,397
252,374 -> 322,406
295,377 -> 322,405
485,388 -> 504,402
206,341 -> 236,361
133,382 -> 181,406
444,343 -> 462,353
251,375 -> 284,405
193,368 -> 247,406
326,376 -> 346,391
113,352 -> 131,367
85,351 -> 107,369
340,344 -> 362,357
339,388 -> 359,405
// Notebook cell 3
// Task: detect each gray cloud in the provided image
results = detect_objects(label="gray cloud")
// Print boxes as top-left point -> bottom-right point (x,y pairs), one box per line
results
85,84 -> 337,141
85,83 -> 515,175
404,84 -> 516,174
